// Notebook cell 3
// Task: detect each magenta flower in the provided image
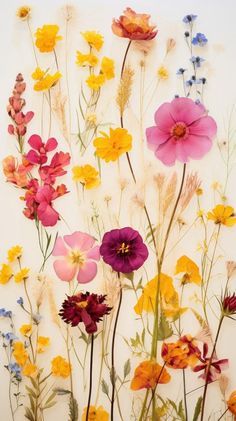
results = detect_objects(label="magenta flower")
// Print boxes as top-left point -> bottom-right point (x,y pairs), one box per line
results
146,97 -> 217,166
27,134 -> 58,165
100,227 -> 148,273
193,343 -> 228,382
52,232 -> 100,283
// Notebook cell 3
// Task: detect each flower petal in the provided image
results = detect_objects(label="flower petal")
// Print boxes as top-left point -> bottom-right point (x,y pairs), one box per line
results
189,116 -> 217,138
146,126 -> 170,151
155,138 -> 177,166
170,97 -> 205,125
77,261 -> 97,283
53,260 -> 77,282
52,237 -> 68,256
86,245 -> 100,261
28,134 -> 43,150
64,231 -> 95,251
45,137 -> 58,151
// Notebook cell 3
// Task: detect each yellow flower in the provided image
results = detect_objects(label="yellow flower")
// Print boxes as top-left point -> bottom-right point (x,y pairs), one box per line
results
101,57 -> 115,80
207,204 -> 236,227
37,336 -> 50,353
197,209 -> 204,218
0,264 -> 13,284
32,67 -> 45,80
72,165 -> 100,189
196,188 -> 203,196
16,6 -> 31,20
86,74 -> 105,91
19,324 -> 32,337
32,69 -> 62,91
76,51 -> 98,67
7,245 -> 22,263
157,65 -> 169,80
35,24 -> 62,52
82,31 -> 104,51
12,341 -> 28,366
14,268 -> 30,283
51,356 -> 71,378
22,363 -> 38,377
93,128 -> 132,162
82,406 -> 109,421
175,255 -> 201,286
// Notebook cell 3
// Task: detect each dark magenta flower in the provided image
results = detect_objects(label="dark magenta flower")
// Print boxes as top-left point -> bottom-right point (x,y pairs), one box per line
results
100,227 -> 148,273
222,293 -> 236,315
193,343 -> 228,382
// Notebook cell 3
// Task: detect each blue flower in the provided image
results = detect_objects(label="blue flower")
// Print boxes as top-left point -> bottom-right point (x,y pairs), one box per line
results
190,56 -> 205,68
200,77 -> 207,84
17,297 -> 24,306
8,363 -> 22,381
176,68 -> 186,75
186,80 -> 193,87
183,14 -> 197,24
0,308 -> 12,318
192,33 -> 208,46
4,332 -> 18,342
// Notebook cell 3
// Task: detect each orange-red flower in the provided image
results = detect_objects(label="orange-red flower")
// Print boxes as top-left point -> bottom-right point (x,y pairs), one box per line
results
161,335 -> 200,369
130,360 -> 170,390
112,8 -> 158,41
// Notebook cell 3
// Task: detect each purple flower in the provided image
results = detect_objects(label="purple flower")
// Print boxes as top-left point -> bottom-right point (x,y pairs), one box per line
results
222,292 -> 236,315
183,14 -> 197,24
190,56 -> 205,68
176,68 -> 186,75
100,227 -> 148,273
192,33 -> 208,46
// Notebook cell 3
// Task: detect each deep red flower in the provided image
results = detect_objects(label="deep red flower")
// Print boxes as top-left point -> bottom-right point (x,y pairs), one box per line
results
222,293 -> 236,315
193,343 -> 228,382
59,292 -> 112,334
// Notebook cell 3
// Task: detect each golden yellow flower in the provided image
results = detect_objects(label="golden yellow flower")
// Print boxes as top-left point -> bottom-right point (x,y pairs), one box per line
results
14,268 -> 30,283
32,69 -> 62,91
0,264 -> 13,284
7,245 -> 22,263
32,67 -> 45,80
37,336 -> 50,353
93,128 -> 132,162
196,188 -> 203,196
82,31 -> 104,51
35,24 -> 62,53
22,363 -> 38,377
76,51 -> 98,67
82,405 -> 109,421
157,65 -> 169,80
175,255 -> 201,286
16,6 -> 31,20
207,204 -> 236,227
101,57 -> 115,80
86,74 -> 105,91
19,324 -> 32,337
72,164 -> 100,189
12,341 -> 28,366
51,356 -> 71,378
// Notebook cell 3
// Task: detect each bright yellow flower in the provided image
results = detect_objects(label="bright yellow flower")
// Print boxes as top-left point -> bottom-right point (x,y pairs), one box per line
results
32,67 -> 45,80
35,25 -> 62,52
196,188 -> 203,196
76,51 -> 98,67
51,356 -> 71,378
12,341 -> 28,366
101,57 -> 115,80
14,268 -> 30,283
16,6 -> 31,20
19,324 -> 32,337
207,204 -> 236,227
32,70 -> 62,91
7,245 -> 23,262
93,128 -> 132,162
82,405 -> 109,421
72,164 -> 100,189
37,336 -> 50,353
22,363 -> 38,377
131,360 -> 170,391
157,65 -> 169,80
86,74 -> 105,91
0,264 -> 13,284
82,31 -> 104,51
175,255 -> 201,286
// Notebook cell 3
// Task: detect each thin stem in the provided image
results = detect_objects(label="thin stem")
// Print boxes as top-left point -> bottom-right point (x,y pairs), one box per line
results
27,19 -> 39,66
85,334 -> 94,421
183,369 -> 188,421
121,41 -> 132,77
138,390 -> 150,421
217,408 -> 228,421
23,278 -> 33,318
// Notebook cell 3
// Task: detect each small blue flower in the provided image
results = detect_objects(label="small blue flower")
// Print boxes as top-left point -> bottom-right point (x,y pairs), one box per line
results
191,75 -> 202,84
4,332 -> 18,342
8,363 -> 22,381
17,297 -> 24,306
176,68 -> 186,75
190,56 -> 205,68
0,308 -> 12,318
186,80 -> 193,87
199,77 -> 207,84
192,33 -> 208,46
183,14 -> 197,24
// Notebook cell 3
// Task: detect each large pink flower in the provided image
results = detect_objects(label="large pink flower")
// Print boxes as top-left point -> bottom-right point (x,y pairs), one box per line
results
52,232 -> 100,283
146,97 -> 217,166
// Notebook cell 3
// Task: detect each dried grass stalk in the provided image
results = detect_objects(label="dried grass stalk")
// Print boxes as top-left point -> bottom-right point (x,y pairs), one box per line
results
116,65 -> 134,117
162,172 -> 177,214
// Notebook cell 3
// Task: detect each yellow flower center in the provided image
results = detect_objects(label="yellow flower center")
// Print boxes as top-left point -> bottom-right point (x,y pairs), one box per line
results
69,250 -> 85,265
117,242 -> 130,254
76,301 -> 88,309
172,123 -> 187,139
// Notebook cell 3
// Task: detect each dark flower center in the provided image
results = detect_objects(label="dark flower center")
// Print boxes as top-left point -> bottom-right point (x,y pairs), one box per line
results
117,242 -> 130,255
172,123 -> 187,139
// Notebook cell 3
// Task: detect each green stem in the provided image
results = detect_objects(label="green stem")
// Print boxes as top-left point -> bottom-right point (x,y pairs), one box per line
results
138,390 -> 150,421
86,334 -> 94,421
183,369 -> 188,421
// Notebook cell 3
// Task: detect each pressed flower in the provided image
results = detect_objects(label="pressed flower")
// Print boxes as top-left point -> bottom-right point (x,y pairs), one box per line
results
175,255 -> 201,285
22,363 -> 38,377
161,336 -> 200,369
52,231 -> 100,283
19,324 -> 32,337
26,134 -> 58,165
59,292 -> 112,334
7,245 -> 23,263
3,156 -> 31,188
82,405 -> 109,421
157,65 -> 169,80
81,31 -> 104,51
86,74 -> 105,91
37,336 -> 50,353
93,128 -> 132,162
101,57 -> 115,80
227,391 -> 236,417
192,33 -> 208,46
207,204 -> 236,227
16,5 -> 31,20
33,70 -> 62,91
76,51 -> 98,67
146,97 -> 217,166
193,343 -> 228,382
112,8 -> 158,40
51,356 -> 71,378
222,293 -> 236,315
0,264 -> 13,284
14,268 -> 30,283
72,164 -> 100,189
100,227 -> 148,273
131,360 -> 170,390
12,341 -> 28,366
35,25 -> 62,52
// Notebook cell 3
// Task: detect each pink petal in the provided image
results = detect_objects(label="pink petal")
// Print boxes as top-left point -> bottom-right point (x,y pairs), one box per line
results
64,231 -> 95,251
180,135 -> 212,160
52,237 -> 68,256
146,126 -> 170,151
189,116 -> 217,138
24,111 -> 34,124
154,102 -> 176,129
28,134 -> 43,150
86,245 -> 100,261
45,137 -> 58,152
170,97 -> 205,125
155,138 -> 177,166
77,261 -> 97,283
53,259 -> 77,282
8,125 -> 15,134
37,202 -> 59,227
26,150 -> 41,164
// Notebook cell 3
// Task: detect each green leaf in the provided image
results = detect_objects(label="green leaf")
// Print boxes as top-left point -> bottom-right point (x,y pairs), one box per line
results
29,377 -> 37,389
168,399 -> 178,414
53,388 -> 71,396
25,386 -> 37,399
123,359 -> 131,379
157,312 -> 173,340
43,400 -> 57,410
193,397 -> 202,421
124,272 -> 134,282
101,379 -> 109,397
69,395 -> 79,421
44,391 -> 57,406
178,400 -> 185,420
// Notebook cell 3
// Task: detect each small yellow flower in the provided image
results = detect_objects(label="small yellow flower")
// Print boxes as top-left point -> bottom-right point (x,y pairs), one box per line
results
16,6 -> 31,20
22,363 -> 38,377
157,65 -> 169,80
207,204 -> 236,227
76,51 -> 98,67
197,209 -> 204,218
7,245 -> 22,262
14,268 -> 30,283
101,57 -> 115,80
37,336 -> 50,353
196,188 -> 203,196
85,113 -> 97,126
82,405 -> 109,421
72,164 -> 100,189
35,25 -> 62,53
82,31 -> 104,51
19,324 -> 32,337
175,255 -> 201,286
93,128 -> 132,162
86,74 -> 105,91
12,341 -> 28,366
0,264 -> 13,284
32,67 -> 45,80
32,69 -> 62,91
51,356 -> 71,378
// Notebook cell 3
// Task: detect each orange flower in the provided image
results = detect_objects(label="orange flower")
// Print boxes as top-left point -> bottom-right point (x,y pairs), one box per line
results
131,360 -> 170,390
175,255 -> 201,286
161,335 -> 200,369
112,8 -> 157,41
227,391 -> 236,417
3,156 -> 31,187
207,204 -> 236,227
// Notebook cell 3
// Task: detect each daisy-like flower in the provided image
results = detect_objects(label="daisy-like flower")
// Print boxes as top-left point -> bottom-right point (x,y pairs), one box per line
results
86,74 -> 105,91
7,245 -> 23,262
76,51 -> 98,67
35,25 -> 62,52
81,31 -> 104,51
157,65 -> 169,80
193,343 -> 228,382
52,231 -> 100,283
72,164 -> 100,189
207,204 -> 236,227
112,8 -> 158,40
93,128 -> 132,162
0,264 -> 13,284
100,57 -> 115,80
14,268 -> 30,283
130,360 -> 170,390
22,363 -> 38,377
51,356 -> 71,378
19,324 -> 32,337
16,6 -> 31,20
32,67 -> 62,91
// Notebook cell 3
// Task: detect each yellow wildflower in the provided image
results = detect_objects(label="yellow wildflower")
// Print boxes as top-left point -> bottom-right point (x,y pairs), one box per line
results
157,65 -> 169,80
175,255 -> 201,286
37,336 -> 50,353
196,188 -> 203,196
22,363 -> 38,377
86,113 -> 97,126
76,51 -> 98,67
32,69 -> 62,91
101,57 -> 115,80
197,209 -> 204,218
16,6 -> 31,20
0,264 -> 13,284
82,31 -> 104,51
82,406 -> 109,421
7,245 -> 22,263
14,268 -> 30,283
19,324 -> 32,337
72,164 -> 100,189
12,341 -> 28,366
86,74 -> 105,91
51,356 -> 71,378
93,128 -> 132,162
35,25 -> 62,53
32,67 -> 45,80
207,204 -> 236,227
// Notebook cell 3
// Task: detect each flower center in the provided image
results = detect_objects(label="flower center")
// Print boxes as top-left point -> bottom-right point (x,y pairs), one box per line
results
117,242 -> 130,254
69,250 -> 85,265
76,301 -> 88,309
171,122 -> 187,139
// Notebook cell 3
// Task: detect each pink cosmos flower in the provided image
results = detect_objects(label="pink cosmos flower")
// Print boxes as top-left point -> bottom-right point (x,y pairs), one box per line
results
146,97 -> 217,166
52,232 -> 100,283
26,134 -> 58,165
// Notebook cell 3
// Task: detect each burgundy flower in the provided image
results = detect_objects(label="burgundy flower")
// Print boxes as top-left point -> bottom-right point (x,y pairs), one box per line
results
222,293 -> 236,315
26,134 -> 58,165
59,292 -> 112,334
193,343 -> 228,382
100,227 -> 148,273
